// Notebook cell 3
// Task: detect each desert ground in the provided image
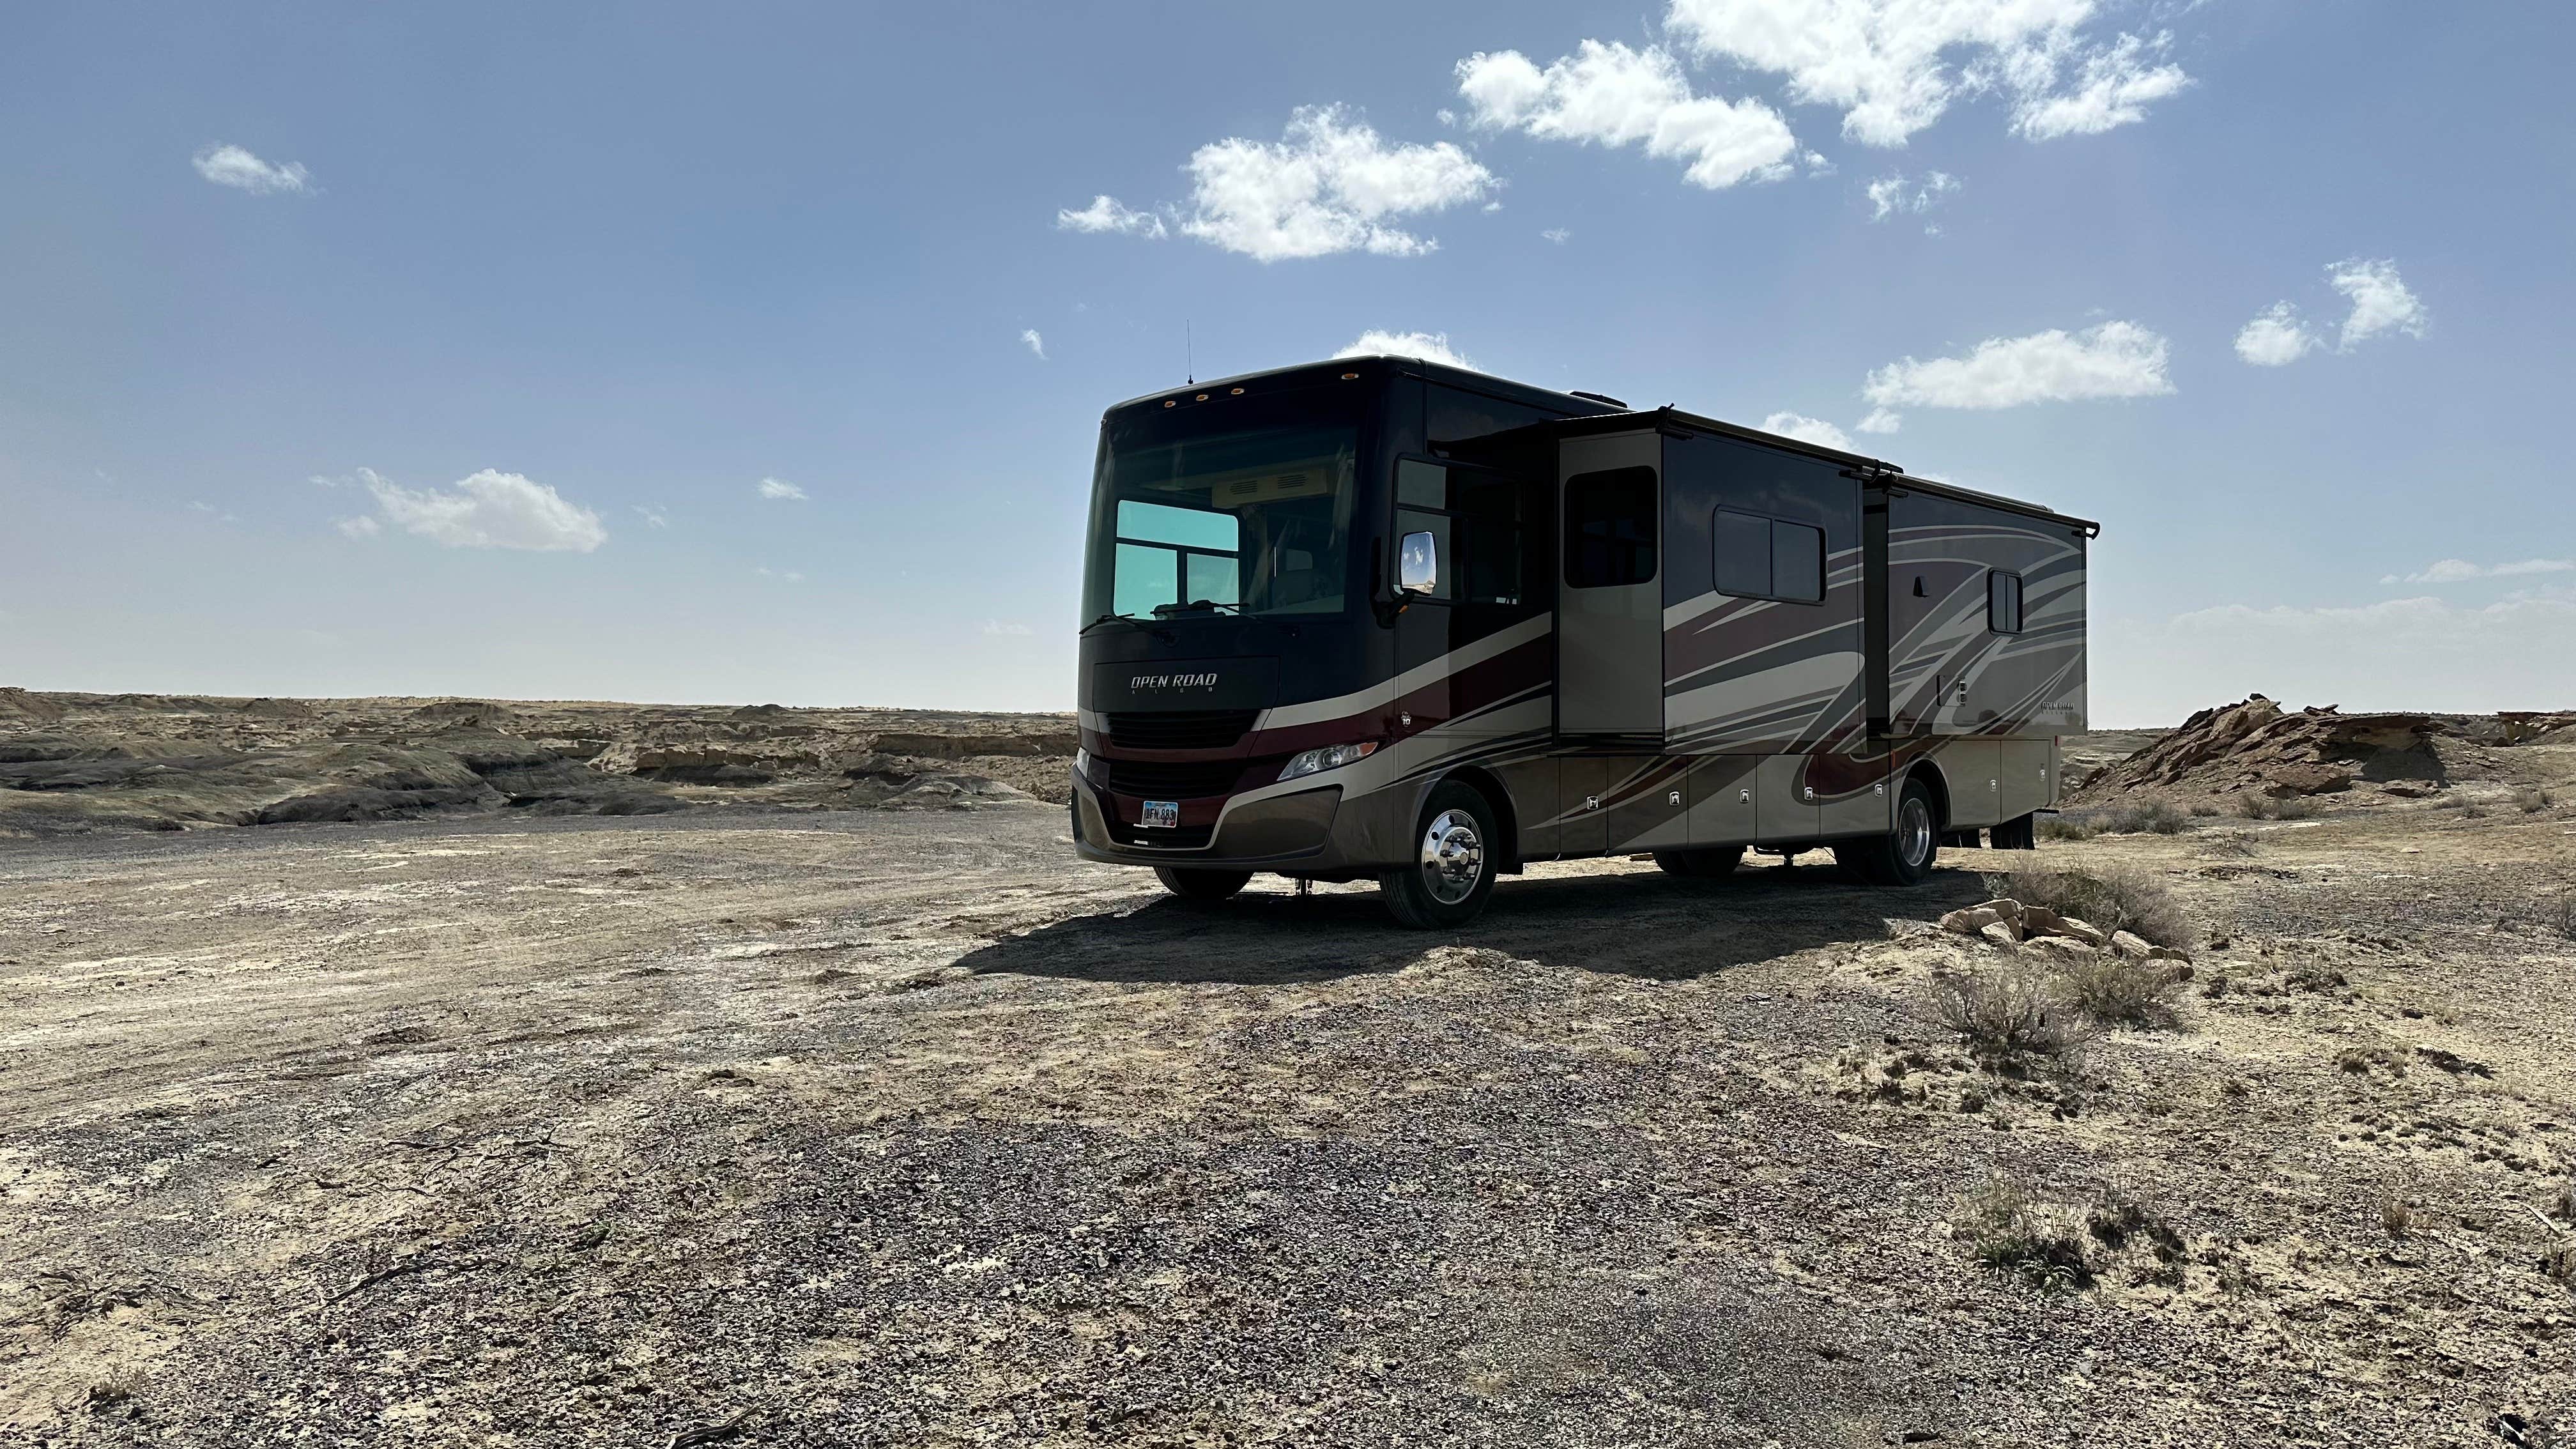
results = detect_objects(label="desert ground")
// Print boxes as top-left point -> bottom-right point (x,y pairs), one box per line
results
4,691 -> 2573,1447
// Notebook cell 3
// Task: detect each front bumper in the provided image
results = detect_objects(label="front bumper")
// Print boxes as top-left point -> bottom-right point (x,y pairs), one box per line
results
1069,770 -> 1423,872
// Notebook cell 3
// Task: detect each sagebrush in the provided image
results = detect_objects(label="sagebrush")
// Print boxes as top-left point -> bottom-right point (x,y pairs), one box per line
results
2103,799 -> 2190,835
1918,960 -> 2096,1059
2057,952 -> 2182,1026
1958,1179 -> 2095,1292
2235,793 -> 2318,821
1980,864 -> 2195,949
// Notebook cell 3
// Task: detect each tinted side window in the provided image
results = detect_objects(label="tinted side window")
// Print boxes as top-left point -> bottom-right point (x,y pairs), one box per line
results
1988,571 -> 2024,633
1712,509 -> 1823,604
1564,467 -> 1657,588
1772,521 -> 1823,602
1713,509 -> 1769,596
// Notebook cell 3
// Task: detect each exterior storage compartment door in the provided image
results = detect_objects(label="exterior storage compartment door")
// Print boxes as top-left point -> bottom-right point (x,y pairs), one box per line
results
1556,433 -> 1663,737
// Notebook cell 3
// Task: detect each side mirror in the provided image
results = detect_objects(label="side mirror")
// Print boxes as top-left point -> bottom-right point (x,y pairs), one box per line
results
1397,530 -> 1438,596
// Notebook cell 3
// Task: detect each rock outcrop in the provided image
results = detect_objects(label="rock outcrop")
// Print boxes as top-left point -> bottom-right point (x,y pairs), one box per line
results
2073,694 -> 2444,801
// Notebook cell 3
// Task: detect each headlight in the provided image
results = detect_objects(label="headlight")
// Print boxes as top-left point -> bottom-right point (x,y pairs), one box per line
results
1073,748 -> 1090,778
1278,739 -> 1379,783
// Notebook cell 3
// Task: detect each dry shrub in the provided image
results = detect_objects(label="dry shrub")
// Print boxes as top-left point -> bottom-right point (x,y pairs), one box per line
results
2550,1176 -> 2575,1223
2463,803 -> 2490,819
1918,960 -> 2096,1060
2188,801 -> 2221,818
2103,799 -> 2190,835
2204,832 -> 2261,858
2552,896 -> 2576,940
2039,815 -> 2101,842
1981,864 -> 2195,949
2517,785 -> 2554,813
2235,793 -> 2318,821
1959,1179 -> 2095,1292
2380,1194 -> 2415,1236
2058,953 -> 2182,1027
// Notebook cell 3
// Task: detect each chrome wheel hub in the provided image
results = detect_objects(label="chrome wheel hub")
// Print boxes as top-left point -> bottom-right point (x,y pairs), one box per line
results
1898,796 -> 1934,868
1418,809 -> 1485,905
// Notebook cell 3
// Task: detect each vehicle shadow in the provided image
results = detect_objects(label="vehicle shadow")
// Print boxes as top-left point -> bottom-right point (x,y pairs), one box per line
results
956,860 -> 1994,986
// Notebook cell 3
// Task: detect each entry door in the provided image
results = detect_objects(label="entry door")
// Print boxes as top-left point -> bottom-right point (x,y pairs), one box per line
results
1556,433 -> 1662,737
1393,456 -> 1549,780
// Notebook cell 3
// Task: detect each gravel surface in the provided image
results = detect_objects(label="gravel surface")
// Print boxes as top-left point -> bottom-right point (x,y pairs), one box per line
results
4,755 -> 2574,1446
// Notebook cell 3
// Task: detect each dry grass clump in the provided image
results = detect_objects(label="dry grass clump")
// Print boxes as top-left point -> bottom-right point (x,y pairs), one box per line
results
2516,785 -> 2554,813
2188,801 -> 2221,817
2102,798 -> 2191,835
1958,1179 -> 2096,1292
1980,864 -> 2195,949
1918,961 -> 2097,1060
2038,814 -> 2101,841
2235,793 -> 2318,821
2203,832 -> 2261,858
2552,896 -> 2576,941
2057,953 -> 2184,1027
2379,1194 -> 2416,1236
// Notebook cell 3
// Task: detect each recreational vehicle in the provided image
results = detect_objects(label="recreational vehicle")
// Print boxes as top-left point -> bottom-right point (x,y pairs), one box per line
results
1070,356 -> 2094,927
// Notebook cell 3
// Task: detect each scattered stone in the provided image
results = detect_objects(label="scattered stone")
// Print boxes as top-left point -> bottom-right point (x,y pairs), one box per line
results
2110,931 -> 2154,961
1979,921 -> 2021,948
1940,906 -> 2004,935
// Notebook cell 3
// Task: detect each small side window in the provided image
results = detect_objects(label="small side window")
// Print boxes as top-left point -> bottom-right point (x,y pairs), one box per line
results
1988,571 -> 2024,633
1712,509 -> 1824,604
1564,467 -> 1657,588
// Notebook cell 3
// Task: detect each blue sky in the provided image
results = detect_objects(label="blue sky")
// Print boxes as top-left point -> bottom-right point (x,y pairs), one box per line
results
3,3 -> 2569,723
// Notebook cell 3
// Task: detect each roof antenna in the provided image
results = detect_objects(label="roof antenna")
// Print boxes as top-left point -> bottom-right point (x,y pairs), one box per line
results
1185,319 -> 1193,385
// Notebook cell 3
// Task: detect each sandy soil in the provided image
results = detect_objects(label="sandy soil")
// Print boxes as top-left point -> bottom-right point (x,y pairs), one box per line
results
5,724 -> 2573,1446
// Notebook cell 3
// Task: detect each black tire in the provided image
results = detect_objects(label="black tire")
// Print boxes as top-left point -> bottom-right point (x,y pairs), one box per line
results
1653,846 -> 1745,878
1154,866 -> 1252,901
1836,776 -> 1942,886
1380,781 -> 1500,929
1990,813 -> 2037,851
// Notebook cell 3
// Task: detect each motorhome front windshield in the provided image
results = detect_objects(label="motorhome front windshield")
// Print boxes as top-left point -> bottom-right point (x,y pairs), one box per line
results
1082,396 -> 1361,625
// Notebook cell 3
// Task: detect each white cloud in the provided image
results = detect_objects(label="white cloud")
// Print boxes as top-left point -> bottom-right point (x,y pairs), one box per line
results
1177,105 -> 1494,261
2008,31 -> 2192,140
1541,227 -> 1571,243
344,468 -> 606,553
1020,328 -> 1046,360
2174,589 -> 2576,640
1335,330 -> 1475,369
1760,411 -> 1855,450
633,505 -> 670,528
1865,170 -> 1958,220
2232,302 -> 2317,367
2327,257 -> 2428,349
756,566 -> 805,583
1662,0 -> 2188,148
2380,558 -> 2573,585
1856,407 -> 1902,434
981,620 -> 1036,638
1455,42 -> 1798,190
1055,194 -> 1168,238
756,477 -> 806,501
1862,320 -> 2171,411
335,514 -> 381,540
192,142 -> 310,195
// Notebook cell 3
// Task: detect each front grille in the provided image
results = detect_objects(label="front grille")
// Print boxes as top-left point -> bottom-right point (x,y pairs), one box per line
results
1104,709 -> 1259,751
1090,756 -> 1248,799
1104,820 -> 1217,850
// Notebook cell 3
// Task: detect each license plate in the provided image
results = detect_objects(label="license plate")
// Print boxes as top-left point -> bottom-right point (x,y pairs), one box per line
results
1140,800 -> 1180,829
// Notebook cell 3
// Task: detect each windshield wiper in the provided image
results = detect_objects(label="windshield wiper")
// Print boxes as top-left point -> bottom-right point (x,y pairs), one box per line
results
1081,611 -> 1147,634
1151,599 -> 1247,618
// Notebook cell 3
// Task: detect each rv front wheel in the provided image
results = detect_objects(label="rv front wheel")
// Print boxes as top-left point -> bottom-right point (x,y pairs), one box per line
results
1836,777 -> 1940,887
1381,781 -> 1499,929
1154,867 -> 1253,901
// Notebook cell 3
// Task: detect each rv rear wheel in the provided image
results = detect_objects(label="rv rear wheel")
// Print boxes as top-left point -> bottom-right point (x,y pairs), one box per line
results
1154,867 -> 1252,901
1835,777 -> 1940,887
1381,781 -> 1499,930
1990,813 -> 2038,851
1653,847 -> 1744,878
